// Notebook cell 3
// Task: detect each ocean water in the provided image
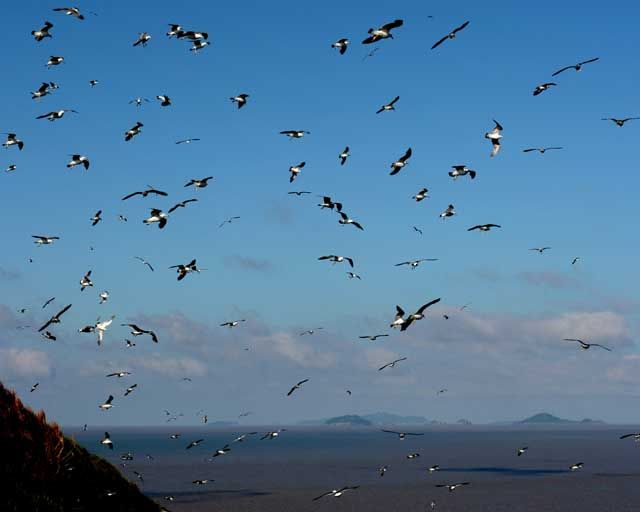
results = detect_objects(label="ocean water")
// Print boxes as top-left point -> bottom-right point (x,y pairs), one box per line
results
70,426 -> 640,511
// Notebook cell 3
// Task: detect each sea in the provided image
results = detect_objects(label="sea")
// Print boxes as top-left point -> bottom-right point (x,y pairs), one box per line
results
69,426 -> 640,511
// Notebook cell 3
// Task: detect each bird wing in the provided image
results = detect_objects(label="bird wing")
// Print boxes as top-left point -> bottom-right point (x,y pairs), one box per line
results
312,491 -> 333,501
382,19 -> 404,31
580,57 -> 599,65
431,35 -> 449,50
381,429 -> 401,435
389,95 -> 400,106
415,298 -> 442,315
551,66 -> 573,77
620,433 -> 638,439
121,191 -> 142,200
395,305 -> 405,316
592,344 -> 612,351
453,21 -> 470,33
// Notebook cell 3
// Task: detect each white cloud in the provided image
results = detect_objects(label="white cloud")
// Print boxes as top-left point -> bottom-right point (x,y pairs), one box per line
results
132,354 -> 208,378
0,348 -> 52,378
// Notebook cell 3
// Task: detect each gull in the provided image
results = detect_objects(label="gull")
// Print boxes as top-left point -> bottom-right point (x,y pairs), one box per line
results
346,272 -> 361,279
484,120 -> 503,157
190,40 -> 210,52
436,482 -> 470,492
602,117 -> 639,127
346,390 -> 352,395
99,291 -> 109,304
53,7 -> 86,19
530,247 -> 551,253
382,430 -> 425,440
38,304 -> 71,331
122,186 -> 167,200
176,138 -> 200,145
168,198 -> 198,213
156,95 -> 171,107
134,256 -> 154,271
449,165 -> 476,180
440,204 -> 456,219
619,433 -> 640,441
378,357 -> 408,371
523,146 -> 563,154
563,338 -> 612,352
318,196 -> 342,211
517,446 -> 528,456
359,334 -> 389,341
133,471 -> 144,483
413,188 -> 429,201
33,235 -> 60,245
339,146 -> 350,165
338,212 -> 364,230
5,164 -> 16,173
219,216 -> 241,228
143,209 -> 168,229
406,453 -> 420,459
184,176 -> 214,189
125,339 -> 136,348
280,130 -> 310,139
362,47 -> 380,61
31,82 -> 55,99
89,80 -> 98,87
377,95 -> 400,114
533,83 -> 556,96
186,439 -> 205,450
401,298 -> 442,331
552,58 -> 599,76
390,148 -> 412,175
67,154 -> 90,170
413,226 -> 423,235
261,429 -> 286,440
30,382 -> 40,392
133,32 -> 151,47
362,19 -> 403,44
124,122 -> 143,141
42,297 -> 55,309
106,371 -> 130,378
101,432 -> 113,450
122,324 -> 159,343
379,466 -> 388,477
288,190 -> 311,196
468,224 -> 501,232
220,319 -> 246,328
287,379 -> 309,396
570,462 -> 584,471
99,395 -> 114,410
428,465 -> 440,473
572,257 -> 580,265
300,328 -> 323,336
169,259 -> 203,281
3,133 -> 24,150
167,24 -> 182,37
32,21 -> 54,41
80,270 -> 93,291
390,306 -> 406,328
232,432 -> 258,443
193,479 -> 213,485
312,486 -> 360,501
124,384 -> 137,397
289,161 -> 306,183
95,316 -> 115,345
431,21 -> 470,50
36,109 -> 78,121
318,255 -> 354,267
169,434 -> 181,439
395,258 -> 438,269
238,412 -> 252,418
91,210 -> 102,226
211,445 -> 231,457
332,38 -> 349,54
46,56 -> 64,67
177,30 -> 208,41
129,97 -> 149,107
118,215 -> 127,222
230,94 -> 249,109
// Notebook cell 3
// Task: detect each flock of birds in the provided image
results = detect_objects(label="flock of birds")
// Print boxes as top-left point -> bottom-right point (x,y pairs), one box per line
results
6,6 -> 638,511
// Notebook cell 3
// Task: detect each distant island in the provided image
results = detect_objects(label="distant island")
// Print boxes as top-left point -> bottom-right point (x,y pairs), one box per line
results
325,415 -> 372,426
301,412 -> 429,426
519,412 -> 605,425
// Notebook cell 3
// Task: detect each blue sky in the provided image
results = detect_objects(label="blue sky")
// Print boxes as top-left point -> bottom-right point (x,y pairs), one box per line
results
1,0 -> 639,426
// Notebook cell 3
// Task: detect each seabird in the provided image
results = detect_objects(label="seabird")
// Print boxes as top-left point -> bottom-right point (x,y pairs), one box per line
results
133,32 -> 151,47
533,83 -> 557,96
169,434 -> 181,439
219,216 -> 241,228
186,439 -> 205,450
38,303 -> 71,332
339,146 -> 350,165
484,120 -> 503,157
468,224 -> 501,232
338,212 -> 364,230
300,328 -> 323,336
232,432 -> 258,443
619,433 -> 640,441
412,188 -> 429,201
552,58 -> 599,76
332,38 -> 349,54
168,198 -> 198,213
5,164 -> 17,173
318,255 -> 354,267
517,446 -> 528,456
94,316 -> 115,345
101,432 -> 113,449
129,97 -> 150,107
42,331 -> 56,341
192,479 -> 213,485
317,196 -> 342,211
99,291 -> 109,304
312,486 -> 360,501
122,186 -> 167,200
261,429 -> 286,440
156,95 -> 171,107
288,191 -> 311,196
601,117 -> 639,127
124,122 -> 143,141
36,109 -> 78,121
32,21 -> 54,41
67,154 -> 90,170
122,323 -> 158,343
563,338 -> 612,352
143,208 -> 168,229
3,133 -> 24,150
431,21 -> 470,50
220,319 -> 246,328
346,272 -> 361,279
362,19 -> 403,44
175,138 -> 201,145
529,247 -> 551,253
33,235 -> 60,245
449,165 -> 476,180
359,334 -> 389,341
31,82 -> 55,99
134,256 -> 154,271
125,339 -> 136,348
99,395 -> 114,410
377,95 -> 400,114
572,257 -> 580,265
400,298 -> 442,331
440,204 -> 456,219
436,482 -> 470,492
80,270 -> 93,291
30,382 -> 40,392
287,379 -> 309,396
106,371 -> 131,378
184,176 -> 214,189
46,56 -> 64,67
170,259 -> 203,281
381,430 -> 424,440
230,94 -> 249,108
89,80 -> 98,87
177,30 -> 208,41
378,357 -> 408,371
211,445 -> 231,458
289,161 -> 306,183
53,7 -> 85,19
413,226 -> 423,235
570,462 -> 584,471
280,130 -> 310,139
166,24 -> 182,37
124,384 -> 137,397
428,465 -> 440,473
379,465 -> 388,477
390,148 -> 412,175
523,146 -> 563,154
190,40 -> 210,52
406,453 -> 420,459
395,258 -> 438,269
90,210 -> 102,226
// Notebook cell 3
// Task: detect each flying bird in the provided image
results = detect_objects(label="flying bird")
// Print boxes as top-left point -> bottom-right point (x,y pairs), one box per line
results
338,212 -> 364,230
318,196 -> 342,211
346,272 -> 361,279
3,133 -> 24,150
90,210 -> 102,226
468,224 -> 501,232
359,334 -> 389,341
46,56 -> 64,67
381,430 -> 424,440
32,21 -> 54,41
219,216 -> 240,228
400,298 -> 442,331
36,109 -> 78,121
431,21 -> 470,50
436,482 -> 470,492
184,177 -> 214,189
517,446 -> 528,456
129,97 -> 150,107
338,146 -> 350,165
169,259 -> 202,281
318,255 -> 354,267
571,257 -> 580,265
134,256 -> 155,272
280,130 -> 310,139
570,462 -> 584,471
395,258 -> 438,269
312,486 -> 360,501
42,297 -> 55,309
390,148 -> 412,175
79,270 -> 93,291
186,439 -> 205,450
175,138 -> 200,145
332,38 -> 349,54
288,191 -> 311,196
220,319 -> 246,328
484,120 -> 503,157
619,433 -> 640,441
106,371 -> 131,378
413,226 -> 423,235
30,382 -> 40,393
31,82 -> 55,99
121,324 -> 158,343
53,7 -> 86,20
190,40 -> 210,52
143,209 -> 168,229
362,19 -> 403,44
133,32 -> 151,47
412,188 -> 429,202
122,186 -> 167,201
551,58 -> 599,76
168,199 -> 198,213
378,357 -> 408,371
38,304 -> 71,332
67,154 -> 90,170
376,95 -> 400,114
124,384 -> 137,397
101,432 -> 113,450
287,379 -> 309,396
529,247 -> 551,253
289,161 -> 306,183
124,122 -> 143,141
230,94 -> 249,108
99,395 -> 114,411
601,117 -> 639,127
156,95 -> 171,107
533,83 -> 556,96
261,429 -> 286,440
449,165 -> 476,180
563,338 -> 612,352
33,235 -> 60,245
523,146 -> 563,154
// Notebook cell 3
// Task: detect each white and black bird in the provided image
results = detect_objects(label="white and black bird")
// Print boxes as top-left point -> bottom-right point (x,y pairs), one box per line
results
346,272 -> 361,280
280,130 -> 310,139
406,453 -> 420,459
32,21 -> 54,41
290,191 -> 312,196
80,270 -> 93,291
99,291 -> 109,304
38,304 -> 71,332
484,120 -> 503,157
175,138 -> 200,145
428,465 -> 441,473
317,196 -> 342,212
124,122 -> 143,141
124,384 -> 138,397
3,133 -> 24,150
101,432 -> 113,449
449,165 -> 476,180
36,109 -> 78,121
220,319 -> 246,328
289,161 -> 306,183
90,211 -> 102,226
563,338 -> 612,352
33,235 -> 60,245
572,257 -> 581,265
412,188 -> 429,201
46,56 -> 64,67
378,357 -> 408,371
218,216 -> 240,228
169,259 -> 202,281
89,80 -> 99,87
156,95 -> 171,107
184,176 -> 214,189
192,479 -> 213,485
601,117 -> 639,127
431,21 -> 470,50
390,148 -> 412,175
318,255 -> 354,267
133,32 -> 151,47
436,482 -> 470,492
338,212 -> 364,230
30,382 -> 40,392
230,94 -> 249,108
359,334 -> 389,341
95,316 -> 115,346
517,446 -> 528,456
377,95 -> 400,114
332,38 -> 349,54
106,371 -> 130,378
122,186 -> 167,201
5,164 -> 17,173
619,433 -> 640,441
53,7 -> 86,20
362,19 -> 403,44
31,82 -> 55,99
129,97 -> 150,107
67,154 -> 90,170
552,57 -> 599,76
529,247 -> 551,253
166,24 -> 182,37
381,430 -> 424,440
339,146 -> 350,165
395,258 -> 438,269
468,224 -> 501,232
570,462 -> 584,471
400,298 -> 441,331
312,486 -> 360,501
439,204 -> 456,219
379,465 -> 388,477
261,429 -> 286,440
99,395 -> 114,411
190,40 -> 210,52
143,209 -> 168,229
186,439 -> 205,450
177,30 -> 208,41
533,83 -> 556,96
168,199 -> 198,213
287,379 -> 309,396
